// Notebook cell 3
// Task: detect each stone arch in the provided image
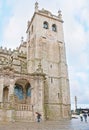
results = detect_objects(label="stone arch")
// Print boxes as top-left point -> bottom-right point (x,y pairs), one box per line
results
14,78 -> 32,104
52,24 -> 57,32
3,86 -> 9,102
43,21 -> 49,29
25,83 -> 31,104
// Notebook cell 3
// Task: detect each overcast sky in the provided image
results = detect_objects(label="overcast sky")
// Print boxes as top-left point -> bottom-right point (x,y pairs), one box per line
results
0,0 -> 89,110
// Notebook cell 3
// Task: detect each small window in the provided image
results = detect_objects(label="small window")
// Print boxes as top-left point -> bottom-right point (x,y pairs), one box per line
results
52,24 -> 57,32
43,21 -> 48,29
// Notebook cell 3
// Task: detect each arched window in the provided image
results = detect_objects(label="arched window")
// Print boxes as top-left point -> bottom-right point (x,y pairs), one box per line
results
43,21 -> 49,29
14,85 -> 24,100
3,87 -> 9,102
52,24 -> 57,32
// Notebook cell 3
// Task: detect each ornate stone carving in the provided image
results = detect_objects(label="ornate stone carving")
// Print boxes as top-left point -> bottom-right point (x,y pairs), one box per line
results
35,2 -> 39,12
36,63 -> 43,73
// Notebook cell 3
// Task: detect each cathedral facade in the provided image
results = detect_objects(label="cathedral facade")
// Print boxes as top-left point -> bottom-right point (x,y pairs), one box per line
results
0,2 -> 71,122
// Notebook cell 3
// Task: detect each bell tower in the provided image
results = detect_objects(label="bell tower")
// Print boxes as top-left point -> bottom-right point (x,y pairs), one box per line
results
26,2 -> 71,120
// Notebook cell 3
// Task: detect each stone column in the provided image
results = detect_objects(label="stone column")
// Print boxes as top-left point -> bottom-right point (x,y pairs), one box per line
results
9,79 -> 15,95
30,78 -> 35,106
38,77 -> 45,120
8,78 -> 16,122
0,76 -> 4,102
33,74 -> 45,120
8,78 -> 15,102
30,77 -> 35,121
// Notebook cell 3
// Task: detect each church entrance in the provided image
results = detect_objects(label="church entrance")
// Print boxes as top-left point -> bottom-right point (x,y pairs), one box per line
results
13,78 -> 33,121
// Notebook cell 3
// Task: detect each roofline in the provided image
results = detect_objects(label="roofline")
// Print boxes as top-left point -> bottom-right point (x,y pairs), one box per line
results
26,11 -> 64,33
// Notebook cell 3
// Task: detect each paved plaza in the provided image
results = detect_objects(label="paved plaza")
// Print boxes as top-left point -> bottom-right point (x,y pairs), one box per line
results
0,117 -> 89,130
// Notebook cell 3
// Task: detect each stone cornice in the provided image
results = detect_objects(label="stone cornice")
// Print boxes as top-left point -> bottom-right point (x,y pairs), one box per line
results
26,11 -> 64,33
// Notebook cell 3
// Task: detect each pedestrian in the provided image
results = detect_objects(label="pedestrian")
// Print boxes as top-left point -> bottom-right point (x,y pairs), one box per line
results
83,113 -> 87,122
80,112 -> 83,121
36,112 -> 41,122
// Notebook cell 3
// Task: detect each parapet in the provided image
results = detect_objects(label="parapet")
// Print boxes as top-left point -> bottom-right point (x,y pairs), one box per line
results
0,41 -> 27,57
0,46 -> 12,55
35,2 -> 63,21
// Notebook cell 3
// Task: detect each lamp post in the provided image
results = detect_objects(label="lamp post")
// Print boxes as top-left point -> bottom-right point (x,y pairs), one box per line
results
75,96 -> 77,113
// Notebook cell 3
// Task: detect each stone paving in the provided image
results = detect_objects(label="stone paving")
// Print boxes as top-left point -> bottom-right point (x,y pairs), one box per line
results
0,117 -> 89,130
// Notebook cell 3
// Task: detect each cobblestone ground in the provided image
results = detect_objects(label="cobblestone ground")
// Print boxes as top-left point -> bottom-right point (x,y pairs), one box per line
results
0,117 -> 89,130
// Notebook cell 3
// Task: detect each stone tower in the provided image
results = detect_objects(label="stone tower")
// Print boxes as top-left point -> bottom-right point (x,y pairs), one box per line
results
0,2 -> 70,122
26,2 -> 71,120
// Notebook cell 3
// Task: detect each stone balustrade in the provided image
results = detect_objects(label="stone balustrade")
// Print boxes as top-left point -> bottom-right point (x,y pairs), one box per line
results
15,104 -> 32,111
0,102 -> 32,111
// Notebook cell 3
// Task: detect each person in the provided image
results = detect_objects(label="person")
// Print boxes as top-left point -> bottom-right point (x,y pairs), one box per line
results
80,112 -> 83,121
36,112 -> 41,122
83,113 -> 87,122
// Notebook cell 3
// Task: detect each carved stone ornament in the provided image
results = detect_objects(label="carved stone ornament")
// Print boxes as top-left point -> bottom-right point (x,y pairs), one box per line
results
1,66 -> 14,76
36,63 -> 43,73
45,30 -> 56,40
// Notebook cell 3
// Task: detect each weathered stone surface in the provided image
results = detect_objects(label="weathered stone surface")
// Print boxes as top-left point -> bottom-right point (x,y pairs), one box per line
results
0,2 -> 70,122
